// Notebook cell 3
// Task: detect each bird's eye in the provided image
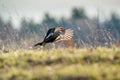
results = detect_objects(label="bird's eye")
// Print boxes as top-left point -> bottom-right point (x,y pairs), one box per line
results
60,28 -> 64,30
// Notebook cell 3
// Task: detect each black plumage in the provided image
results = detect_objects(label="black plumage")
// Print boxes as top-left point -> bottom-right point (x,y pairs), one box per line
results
34,27 -> 65,46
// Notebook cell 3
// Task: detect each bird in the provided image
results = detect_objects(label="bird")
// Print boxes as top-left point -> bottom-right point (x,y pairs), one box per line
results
34,27 -> 73,47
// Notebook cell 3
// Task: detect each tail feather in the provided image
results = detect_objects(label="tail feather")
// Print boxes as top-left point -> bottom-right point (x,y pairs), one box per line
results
34,42 -> 45,46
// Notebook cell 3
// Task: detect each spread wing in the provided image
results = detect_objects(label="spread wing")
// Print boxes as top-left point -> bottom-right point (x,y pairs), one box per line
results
56,29 -> 73,41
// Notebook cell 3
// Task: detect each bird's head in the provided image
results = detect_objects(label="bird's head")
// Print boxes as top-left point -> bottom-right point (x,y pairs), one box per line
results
58,27 -> 65,32
55,27 -> 65,33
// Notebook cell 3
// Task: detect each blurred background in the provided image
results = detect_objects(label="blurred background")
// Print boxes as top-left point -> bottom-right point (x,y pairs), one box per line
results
0,0 -> 120,49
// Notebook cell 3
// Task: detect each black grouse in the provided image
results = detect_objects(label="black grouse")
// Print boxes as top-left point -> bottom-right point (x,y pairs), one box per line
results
34,27 -> 73,46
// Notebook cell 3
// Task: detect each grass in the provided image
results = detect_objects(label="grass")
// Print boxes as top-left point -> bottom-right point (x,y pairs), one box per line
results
0,47 -> 120,80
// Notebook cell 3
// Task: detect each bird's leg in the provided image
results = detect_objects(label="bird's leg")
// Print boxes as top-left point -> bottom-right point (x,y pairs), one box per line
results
40,46 -> 43,49
52,43 -> 56,48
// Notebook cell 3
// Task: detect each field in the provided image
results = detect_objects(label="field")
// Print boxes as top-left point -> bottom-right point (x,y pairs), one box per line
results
0,47 -> 120,80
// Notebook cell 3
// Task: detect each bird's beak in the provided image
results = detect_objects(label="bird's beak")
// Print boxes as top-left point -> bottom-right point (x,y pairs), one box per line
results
59,29 -> 64,33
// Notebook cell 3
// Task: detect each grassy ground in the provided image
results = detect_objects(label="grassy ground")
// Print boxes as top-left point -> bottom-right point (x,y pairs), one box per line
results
0,47 -> 120,80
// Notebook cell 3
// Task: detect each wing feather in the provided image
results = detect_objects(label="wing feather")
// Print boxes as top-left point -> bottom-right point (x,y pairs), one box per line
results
59,29 -> 73,40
